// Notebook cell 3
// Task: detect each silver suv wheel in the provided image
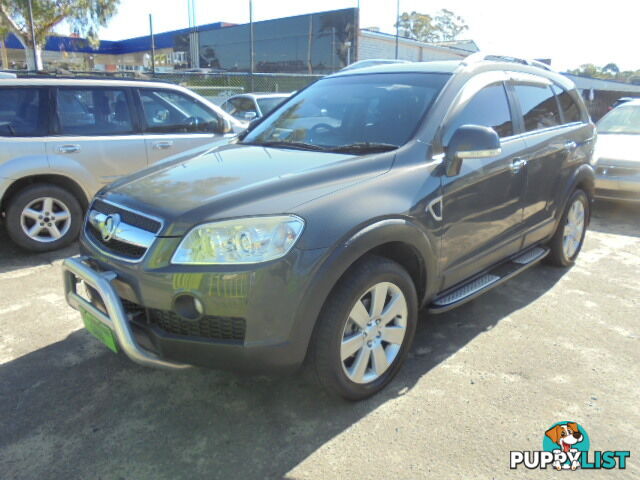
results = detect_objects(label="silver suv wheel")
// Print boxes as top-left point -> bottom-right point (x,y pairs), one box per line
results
20,197 -> 72,243
341,282 -> 408,384
562,198 -> 585,259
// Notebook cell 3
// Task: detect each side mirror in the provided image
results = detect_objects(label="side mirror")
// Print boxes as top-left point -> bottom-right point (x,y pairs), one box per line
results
444,125 -> 501,177
244,111 -> 258,121
219,117 -> 232,134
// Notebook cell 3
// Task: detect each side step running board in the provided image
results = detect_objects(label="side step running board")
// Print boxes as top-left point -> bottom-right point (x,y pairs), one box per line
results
428,246 -> 549,313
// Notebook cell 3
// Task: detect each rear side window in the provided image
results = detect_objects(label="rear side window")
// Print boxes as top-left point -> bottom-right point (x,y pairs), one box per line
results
514,84 -> 561,132
0,88 -> 48,137
552,85 -> 583,123
139,89 -> 220,134
446,83 -> 514,141
56,88 -> 134,135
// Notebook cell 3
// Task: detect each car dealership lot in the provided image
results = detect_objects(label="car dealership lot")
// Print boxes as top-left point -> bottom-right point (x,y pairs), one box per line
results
1,201 -> 639,479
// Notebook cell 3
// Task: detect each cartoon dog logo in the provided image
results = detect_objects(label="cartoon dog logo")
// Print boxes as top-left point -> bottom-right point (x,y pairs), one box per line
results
545,422 -> 584,470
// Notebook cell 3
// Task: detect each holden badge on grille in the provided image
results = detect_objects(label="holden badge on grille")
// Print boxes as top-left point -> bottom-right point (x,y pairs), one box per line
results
100,214 -> 121,242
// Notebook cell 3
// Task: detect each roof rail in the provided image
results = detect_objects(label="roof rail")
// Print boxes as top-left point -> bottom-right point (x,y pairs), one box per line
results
462,52 -> 554,72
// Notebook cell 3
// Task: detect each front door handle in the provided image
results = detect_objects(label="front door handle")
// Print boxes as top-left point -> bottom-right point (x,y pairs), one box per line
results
510,158 -> 527,174
57,144 -> 80,154
153,141 -> 174,150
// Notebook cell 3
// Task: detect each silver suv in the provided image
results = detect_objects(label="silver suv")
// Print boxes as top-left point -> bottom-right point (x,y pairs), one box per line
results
0,77 -> 242,252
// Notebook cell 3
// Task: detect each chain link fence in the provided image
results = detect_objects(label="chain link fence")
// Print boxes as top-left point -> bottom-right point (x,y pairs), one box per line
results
153,72 -> 324,105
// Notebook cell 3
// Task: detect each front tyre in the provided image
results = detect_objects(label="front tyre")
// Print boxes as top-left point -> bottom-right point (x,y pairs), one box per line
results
310,256 -> 418,400
547,189 -> 589,267
5,184 -> 83,252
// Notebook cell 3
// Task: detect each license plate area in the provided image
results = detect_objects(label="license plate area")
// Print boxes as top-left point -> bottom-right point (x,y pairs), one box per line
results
81,308 -> 119,353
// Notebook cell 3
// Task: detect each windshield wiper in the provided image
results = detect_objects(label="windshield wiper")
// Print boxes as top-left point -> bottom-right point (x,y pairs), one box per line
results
244,141 -> 327,151
328,142 -> 399,154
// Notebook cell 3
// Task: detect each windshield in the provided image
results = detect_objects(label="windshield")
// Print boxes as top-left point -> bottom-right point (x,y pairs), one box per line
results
243,72 -> 450,151
597,105 -> 640,135
257,97 -> 287,115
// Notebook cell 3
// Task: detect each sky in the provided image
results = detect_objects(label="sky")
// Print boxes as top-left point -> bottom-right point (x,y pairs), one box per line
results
94,0 -> 637,72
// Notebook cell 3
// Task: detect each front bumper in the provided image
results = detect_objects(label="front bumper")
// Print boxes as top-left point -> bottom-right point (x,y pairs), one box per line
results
63,257 -> 191,369
63,245 -> 327,373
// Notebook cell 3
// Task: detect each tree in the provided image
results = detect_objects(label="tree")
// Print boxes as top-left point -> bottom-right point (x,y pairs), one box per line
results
602,63 -> 620,75
433,9 -> 469,42
0,21 -> 8,68
396,9 -> 468,43
0,0 -> 120,71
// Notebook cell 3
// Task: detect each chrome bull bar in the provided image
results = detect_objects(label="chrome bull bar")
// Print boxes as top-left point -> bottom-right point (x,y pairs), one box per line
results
62,256 -> 190,370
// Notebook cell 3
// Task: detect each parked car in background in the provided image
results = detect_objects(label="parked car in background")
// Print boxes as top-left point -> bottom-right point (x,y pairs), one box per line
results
340,59 -> 410,72
63,56 -> 595,400
593,99 -> 640,201
608,97 -> 634,111
221,93 -> 291,123
0,77 -> 243,252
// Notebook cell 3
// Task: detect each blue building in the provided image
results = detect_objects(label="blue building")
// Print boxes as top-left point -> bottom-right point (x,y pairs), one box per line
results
0,8 -> 473,73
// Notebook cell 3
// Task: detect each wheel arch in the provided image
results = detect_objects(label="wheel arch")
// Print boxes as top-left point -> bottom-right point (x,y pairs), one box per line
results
556,164 -> 595,226
290,218 -> 439,364
1,174 -> 90,214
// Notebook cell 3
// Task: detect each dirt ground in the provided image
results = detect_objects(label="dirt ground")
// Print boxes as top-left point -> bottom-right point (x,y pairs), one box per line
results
1,200 -> 639,479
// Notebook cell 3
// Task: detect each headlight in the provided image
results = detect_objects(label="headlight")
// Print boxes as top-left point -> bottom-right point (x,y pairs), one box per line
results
171,215 -> 305,265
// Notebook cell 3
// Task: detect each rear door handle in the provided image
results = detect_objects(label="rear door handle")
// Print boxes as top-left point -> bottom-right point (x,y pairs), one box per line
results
57,144 -> 80,154
510,158 -> 527,174
153,141 -> 174,150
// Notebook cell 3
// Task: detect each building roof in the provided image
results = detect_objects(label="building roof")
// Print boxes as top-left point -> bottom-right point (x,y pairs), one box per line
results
3,21 -> 233,55
563,74 -> 640,94
359,29 -> 476,58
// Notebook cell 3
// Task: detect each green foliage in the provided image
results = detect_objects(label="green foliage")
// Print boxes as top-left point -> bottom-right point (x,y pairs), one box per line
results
0,0 -> 120,47
396,9 -> 469,43
568,63 -> 640,84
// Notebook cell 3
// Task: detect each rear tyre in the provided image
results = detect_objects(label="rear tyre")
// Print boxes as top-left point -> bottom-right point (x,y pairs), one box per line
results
546,189 -> 589,267
309,256 -> 418,401
6,184 -> 83,252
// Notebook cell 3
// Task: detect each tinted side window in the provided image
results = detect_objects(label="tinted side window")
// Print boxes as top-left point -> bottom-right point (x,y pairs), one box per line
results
56,88 -> 134,136
514,84 -> 561,132
447,83 -> 513,141
552,85 -> 582,123
139,89 -> 220,134
0,88 -> 47,137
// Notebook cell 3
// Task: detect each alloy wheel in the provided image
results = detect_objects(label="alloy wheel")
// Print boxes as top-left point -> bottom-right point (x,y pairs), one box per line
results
20,197 -> 72,243
562,198 -> 585,259
340,282 -> 408,384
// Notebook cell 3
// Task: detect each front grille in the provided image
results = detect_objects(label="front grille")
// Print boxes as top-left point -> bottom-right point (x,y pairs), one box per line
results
86,224 -> 147,260
148,308 -> 246,342
121,299 -> 246,342
122,298 -> 146,317
93,199 -> 162,233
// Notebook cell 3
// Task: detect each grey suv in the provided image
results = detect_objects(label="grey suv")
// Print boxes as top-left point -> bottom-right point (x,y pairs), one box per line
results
63,56 -> 595,400
0,78 -> 240,252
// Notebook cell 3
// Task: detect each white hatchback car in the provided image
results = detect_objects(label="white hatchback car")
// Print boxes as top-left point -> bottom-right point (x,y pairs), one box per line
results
592,99 -> 640,202
0,77 -> 243,251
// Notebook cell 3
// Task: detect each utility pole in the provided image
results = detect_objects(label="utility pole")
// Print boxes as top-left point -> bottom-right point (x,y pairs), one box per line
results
27,0 -> 38,71
149,14 -> 156,74
395,0 -> 400,59
249,0 -> 254,91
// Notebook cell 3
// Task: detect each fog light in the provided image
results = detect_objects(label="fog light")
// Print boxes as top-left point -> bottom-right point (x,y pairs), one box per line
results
174,294 -> 204,320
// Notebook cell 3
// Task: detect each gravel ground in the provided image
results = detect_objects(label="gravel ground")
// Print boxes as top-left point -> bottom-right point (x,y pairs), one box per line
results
1,200 -> 639,480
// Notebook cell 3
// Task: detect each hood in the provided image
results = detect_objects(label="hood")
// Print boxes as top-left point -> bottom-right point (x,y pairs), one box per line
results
102,143 -> 394,236
594,133 -> 640,165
